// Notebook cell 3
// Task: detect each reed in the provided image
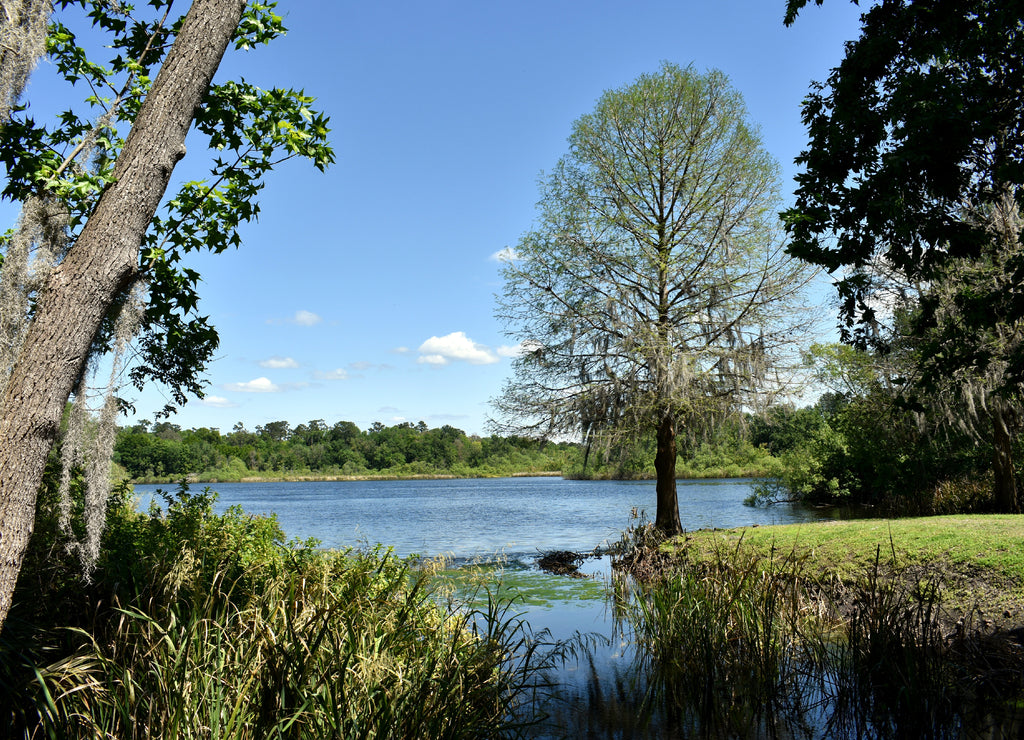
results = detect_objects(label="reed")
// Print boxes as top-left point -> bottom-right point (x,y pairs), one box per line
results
2,484 -> 553,739
621,536 -> 815,734
19,551 -> 552,739
617,525 -> 1024,737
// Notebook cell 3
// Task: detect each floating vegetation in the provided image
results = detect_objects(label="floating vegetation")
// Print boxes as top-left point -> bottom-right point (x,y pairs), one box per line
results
537,550 -> 590,578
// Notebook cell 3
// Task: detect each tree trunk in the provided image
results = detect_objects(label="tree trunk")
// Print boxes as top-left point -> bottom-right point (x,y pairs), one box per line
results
992,404 -> 1019,513
0,0 -> 247,631
654,411 -> 682,535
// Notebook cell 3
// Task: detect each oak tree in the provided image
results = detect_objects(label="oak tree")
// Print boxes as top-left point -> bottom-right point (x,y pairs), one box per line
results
0,0 -> 332,628
782,0 -> 1024,510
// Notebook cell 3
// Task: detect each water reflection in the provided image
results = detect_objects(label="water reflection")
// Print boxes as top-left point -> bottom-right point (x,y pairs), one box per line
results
506,556 -> 1024,739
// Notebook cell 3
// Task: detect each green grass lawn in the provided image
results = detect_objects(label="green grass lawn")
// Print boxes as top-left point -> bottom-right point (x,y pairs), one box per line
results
664,514 -> 1024,628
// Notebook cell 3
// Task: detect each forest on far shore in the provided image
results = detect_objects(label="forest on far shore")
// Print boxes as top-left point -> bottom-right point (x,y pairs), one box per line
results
114,419 -> 579,482
114,344 -> 1015,519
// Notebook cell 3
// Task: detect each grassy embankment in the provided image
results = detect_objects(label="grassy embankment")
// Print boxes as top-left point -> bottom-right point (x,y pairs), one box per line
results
615,514 -> 1024,736
663,514 -> 1024,627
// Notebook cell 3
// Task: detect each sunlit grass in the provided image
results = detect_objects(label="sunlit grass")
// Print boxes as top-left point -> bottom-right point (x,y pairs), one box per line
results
663,515 -> 1024,606
617,515 -> 1024,736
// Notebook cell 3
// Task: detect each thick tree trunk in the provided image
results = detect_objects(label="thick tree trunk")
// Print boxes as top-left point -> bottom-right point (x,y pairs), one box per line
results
0,0 -> 247,630
654,411 -> 682,535
992,404 -> 1019,513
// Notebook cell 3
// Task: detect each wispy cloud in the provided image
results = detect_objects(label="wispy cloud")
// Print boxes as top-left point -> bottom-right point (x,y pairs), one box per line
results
313,368 -> 349,380
348,360 -> 392,372
224,377 -> 281,393
490,246 -> 519,262
268,310 -> 322,327
259,356 -> 299,369
201,395 -> 237,408
417,331 -> 499,366
292,310 -> 321,326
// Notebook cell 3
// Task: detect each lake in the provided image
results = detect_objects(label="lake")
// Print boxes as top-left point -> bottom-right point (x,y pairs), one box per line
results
132,477 -> 848,737
130,477 -> 1022,738
131,476 -> 836,560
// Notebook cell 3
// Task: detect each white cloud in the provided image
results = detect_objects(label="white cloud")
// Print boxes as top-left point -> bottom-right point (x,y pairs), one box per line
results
202,395 -> 236,408
292,310 -> 322,326
393,346 -> 410,354
259,356 -> 299,369
496,340 -> 542,358
224,377 -> 280,393
490,247 -> 519,262
417,331 -> 500,366
269,310 -> 322,326
314,368 -> 349,380
347,360 -> 392,373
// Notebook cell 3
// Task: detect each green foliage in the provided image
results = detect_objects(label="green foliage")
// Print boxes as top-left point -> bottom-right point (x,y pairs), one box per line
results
1,0 -> 334,411
744,342 -> 1006,512
782,0 -> 1024,513
784,0 -> 1024,347
0,482 -> 553,738
114,420 -> 577,481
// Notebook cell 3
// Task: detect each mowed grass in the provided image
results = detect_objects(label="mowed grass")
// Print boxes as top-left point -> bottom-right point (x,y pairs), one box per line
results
664,515 -> 1024,618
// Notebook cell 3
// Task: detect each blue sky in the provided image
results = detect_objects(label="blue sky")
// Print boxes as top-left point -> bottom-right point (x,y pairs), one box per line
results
7,0 -> 865,436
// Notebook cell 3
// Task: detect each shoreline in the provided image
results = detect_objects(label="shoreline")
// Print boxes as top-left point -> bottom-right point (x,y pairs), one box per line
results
660,515 -> 1024,635
128,469 -> 778,486
129,471 -> 567,485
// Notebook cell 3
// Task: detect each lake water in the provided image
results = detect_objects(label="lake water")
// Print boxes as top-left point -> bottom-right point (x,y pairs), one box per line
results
132,477 -> 848,736
132,476 -> 835,560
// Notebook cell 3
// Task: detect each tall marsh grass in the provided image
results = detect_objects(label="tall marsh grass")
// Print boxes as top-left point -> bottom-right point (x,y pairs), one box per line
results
615,526 -> 1024,738
0,483 -> 553,739
618,536 -> 817,735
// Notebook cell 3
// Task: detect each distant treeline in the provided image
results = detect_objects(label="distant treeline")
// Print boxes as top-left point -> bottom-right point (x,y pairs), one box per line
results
566,378 -> 1014,516
114,420 -> 577,481
116,377 -> 1008,514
